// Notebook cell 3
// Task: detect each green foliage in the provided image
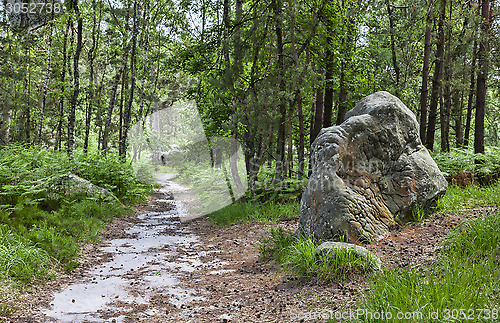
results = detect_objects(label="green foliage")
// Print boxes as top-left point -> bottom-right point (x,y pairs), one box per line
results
433,147 -> 500,183
356,212 -> 500,322
0,301 -> 15,317
74,151 -> 152,203
409,208 -> 425,223
252,163 -> 308,203
0,145 -> 148,282
259,227 -> 298,263
439,212 -> 500,262
133,158 -> 156,185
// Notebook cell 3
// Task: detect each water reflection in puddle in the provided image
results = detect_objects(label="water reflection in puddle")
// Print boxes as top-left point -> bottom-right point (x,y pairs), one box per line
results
44,183 -> 209,322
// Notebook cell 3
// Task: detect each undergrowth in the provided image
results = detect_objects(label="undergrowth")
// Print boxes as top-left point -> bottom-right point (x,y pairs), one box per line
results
437,180 -> 500,213
433,147 -> 500,183
0,144 -> 152,282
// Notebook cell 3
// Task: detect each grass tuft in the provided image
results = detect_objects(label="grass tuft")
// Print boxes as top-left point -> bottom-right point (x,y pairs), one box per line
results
259,229 -> 376,281
437,181 -> 500,213
0,225 -> 55,283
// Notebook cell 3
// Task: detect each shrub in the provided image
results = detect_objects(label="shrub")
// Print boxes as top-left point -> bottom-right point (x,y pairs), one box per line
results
0,145 -> 148,281
433,147 -> 500,184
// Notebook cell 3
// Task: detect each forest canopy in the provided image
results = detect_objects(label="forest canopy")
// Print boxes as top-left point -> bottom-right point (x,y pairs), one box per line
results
0,0 -> 498,193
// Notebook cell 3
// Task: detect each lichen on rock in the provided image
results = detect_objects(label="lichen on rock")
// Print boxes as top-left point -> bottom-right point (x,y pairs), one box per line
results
298,91 -> 448,243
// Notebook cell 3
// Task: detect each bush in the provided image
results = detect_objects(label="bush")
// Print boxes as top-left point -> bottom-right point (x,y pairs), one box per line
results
433,147 -> 500,184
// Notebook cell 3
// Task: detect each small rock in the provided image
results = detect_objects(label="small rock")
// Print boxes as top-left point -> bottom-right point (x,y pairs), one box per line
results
315,241 -> 383,271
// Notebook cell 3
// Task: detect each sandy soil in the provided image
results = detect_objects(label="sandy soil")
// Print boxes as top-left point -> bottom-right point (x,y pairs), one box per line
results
0,184 -> 491,323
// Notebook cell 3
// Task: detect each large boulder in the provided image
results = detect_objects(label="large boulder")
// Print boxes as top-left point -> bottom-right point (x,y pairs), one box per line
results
298,91 -> 447,243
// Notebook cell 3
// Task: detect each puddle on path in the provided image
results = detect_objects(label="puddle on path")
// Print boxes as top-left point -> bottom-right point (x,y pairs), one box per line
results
43,173 -> 214,322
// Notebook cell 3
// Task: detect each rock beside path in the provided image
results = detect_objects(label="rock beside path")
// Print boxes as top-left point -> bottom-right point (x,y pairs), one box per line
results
316,241 -> 383,271
299,91 -> 448,243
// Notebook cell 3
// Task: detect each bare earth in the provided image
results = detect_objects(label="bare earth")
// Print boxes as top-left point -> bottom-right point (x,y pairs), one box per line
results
0,181 -> 490,322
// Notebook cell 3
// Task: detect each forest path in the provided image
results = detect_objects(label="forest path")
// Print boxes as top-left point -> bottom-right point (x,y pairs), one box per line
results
42,173 -> 215,322
40,173 -> 361,322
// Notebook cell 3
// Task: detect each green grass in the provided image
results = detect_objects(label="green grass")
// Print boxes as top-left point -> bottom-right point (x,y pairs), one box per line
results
437,180 -> 500,213
355,212 -> 500,322
0,225 -> 54,283
0,302 -> 15,317
259,228 -> 377,281
439,211 -> 500,262
208,201 -> 299,226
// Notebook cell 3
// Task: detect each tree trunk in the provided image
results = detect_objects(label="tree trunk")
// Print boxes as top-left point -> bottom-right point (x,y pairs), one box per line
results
102,47 -> 128,152
272,0 -> 287,183
288,0 -> 305,179
120,0 -> 138,160
311,87 -> 324,146
336,60 -> 348,125
474,0 -> 491,155
385,0 -> 400,93
454,89 -> 464,147
441,1 -> 452,153
68,2 -> 83,159
84,0 -> 100,153
55,18 -> 71,151
118,64 -> 127,156
464,41 -> 477,148
36,27 -> 52,145
425,0 -> 446,151
0,107 -> 12,146
419,4 -> 433,142
323,40 -> 334,128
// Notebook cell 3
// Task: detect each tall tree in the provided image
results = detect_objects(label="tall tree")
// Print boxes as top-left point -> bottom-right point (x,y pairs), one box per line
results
425,0 -> 446,151
419,3 -> 433,142
272,0 -> 287,182
474,0 -> 492,154
55,18 -> 72,151
385,0 -> 400,94
36,26 -> 53,145
120,0 -> 138,160
68,0 -> 83,159
464,41 -> 478,148
440,0 -> 453,152
84,0 -> 101,153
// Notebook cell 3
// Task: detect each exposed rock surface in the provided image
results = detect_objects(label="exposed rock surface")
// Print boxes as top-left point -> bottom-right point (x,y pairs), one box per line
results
315,241 -> 383,271
299,91 -> 448,243
46,173 -> 120,203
